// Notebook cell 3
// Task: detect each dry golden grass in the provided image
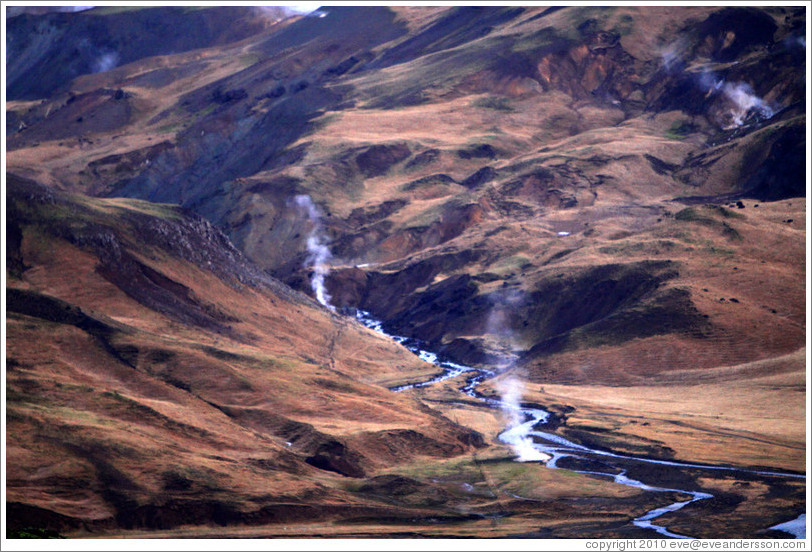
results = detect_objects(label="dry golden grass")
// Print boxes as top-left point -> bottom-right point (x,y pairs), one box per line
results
479,352 -> 805,473
7,191 -> 499,534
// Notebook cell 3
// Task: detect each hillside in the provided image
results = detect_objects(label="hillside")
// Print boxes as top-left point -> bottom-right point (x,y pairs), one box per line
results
4,4 -> 807,540
7,6 -> 805,373
5,174 -> 489,534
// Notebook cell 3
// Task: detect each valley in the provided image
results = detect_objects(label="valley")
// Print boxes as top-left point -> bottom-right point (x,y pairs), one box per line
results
4,4 -> 807,541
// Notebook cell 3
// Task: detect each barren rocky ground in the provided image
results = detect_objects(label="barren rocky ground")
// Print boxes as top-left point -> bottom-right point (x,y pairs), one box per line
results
4,5 -> 807,540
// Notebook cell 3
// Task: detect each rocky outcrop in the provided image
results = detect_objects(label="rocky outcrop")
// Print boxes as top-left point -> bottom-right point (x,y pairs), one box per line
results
6,173 -> 311,321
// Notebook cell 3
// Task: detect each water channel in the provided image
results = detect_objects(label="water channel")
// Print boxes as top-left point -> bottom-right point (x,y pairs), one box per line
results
355,310 -> 806,539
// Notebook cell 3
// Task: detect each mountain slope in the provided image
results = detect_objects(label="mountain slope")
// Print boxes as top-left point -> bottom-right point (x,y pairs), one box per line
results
9,173 -> 715,539
6,6 -> 288,101
3,5 -> 807,539
5,174 -> 489,535
6,6 -> 805,377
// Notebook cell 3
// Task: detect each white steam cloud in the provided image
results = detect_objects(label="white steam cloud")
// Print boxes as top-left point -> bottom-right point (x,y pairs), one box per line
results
92,51 -> 119,74
660,40 -> 778,130
697,73 -> 776,129
659,39 -> 687,73
784,35 -> 806,50
497,375 -> 551,462
697,71 -> 723,94
294,194 -> 335,311
721,81 -> 774,128
487,291 -> 550,462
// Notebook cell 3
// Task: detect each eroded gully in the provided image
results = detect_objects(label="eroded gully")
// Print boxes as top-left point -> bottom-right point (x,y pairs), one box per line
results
355,310 -> 806,539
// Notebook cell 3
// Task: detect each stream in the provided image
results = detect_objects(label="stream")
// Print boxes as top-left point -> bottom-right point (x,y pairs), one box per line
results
355,310 -> 806,539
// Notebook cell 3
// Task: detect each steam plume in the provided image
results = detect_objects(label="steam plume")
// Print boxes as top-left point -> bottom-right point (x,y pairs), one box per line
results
487,290 -> 550,462
294,195 -> 335,311
497,375 -> 551,462
660,40 -> 777,129
659,39 -> 687,73
721,81 -> 774,127
695,71 -> 775,128
697,71 -> 723,94
784,34 -> 805,50
92,51 -> 119,74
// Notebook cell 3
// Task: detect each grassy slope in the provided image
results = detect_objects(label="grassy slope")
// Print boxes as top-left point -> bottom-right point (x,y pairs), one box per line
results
8,181 -> 700,538
5,183 -> 474,533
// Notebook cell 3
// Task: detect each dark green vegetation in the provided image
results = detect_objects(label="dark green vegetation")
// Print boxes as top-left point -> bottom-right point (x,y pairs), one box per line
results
6,527 -> 64,539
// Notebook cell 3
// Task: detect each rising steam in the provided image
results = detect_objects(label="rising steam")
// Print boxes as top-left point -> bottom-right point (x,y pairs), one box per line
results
294,194 -> 335,311
659,39 -> 687,72
660,41 -> 777,129
92,51 -> 119,74
720,81 -> 774,127
698,75 -> 776,129
497,375 -> 551,462
487,290 -> 550,462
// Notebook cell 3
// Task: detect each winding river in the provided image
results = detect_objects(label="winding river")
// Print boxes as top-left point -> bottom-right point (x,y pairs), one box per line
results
355,310 -> 806,539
